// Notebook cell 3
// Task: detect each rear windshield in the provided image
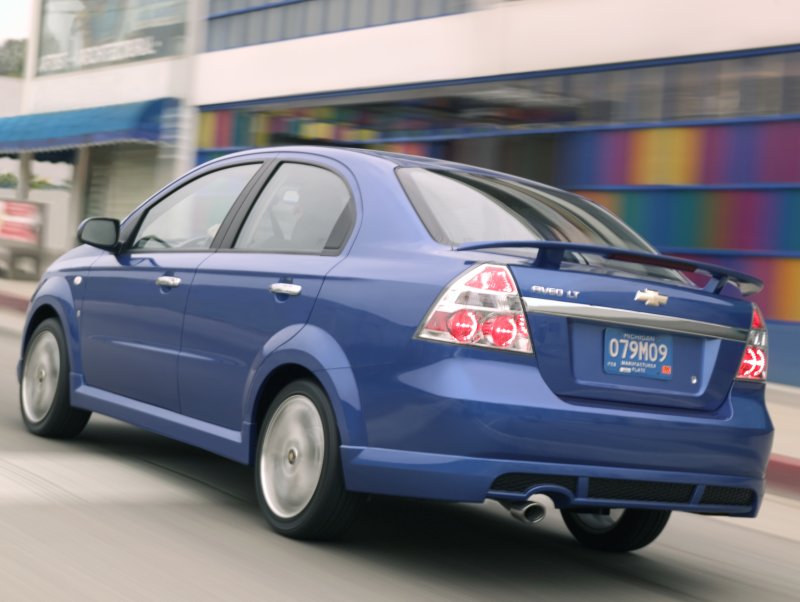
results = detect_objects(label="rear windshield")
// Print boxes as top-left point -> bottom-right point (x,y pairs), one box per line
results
397,167 -> 685,283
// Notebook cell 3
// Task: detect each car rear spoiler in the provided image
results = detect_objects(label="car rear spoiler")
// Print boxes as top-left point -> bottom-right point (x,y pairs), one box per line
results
455,240 -> 763,296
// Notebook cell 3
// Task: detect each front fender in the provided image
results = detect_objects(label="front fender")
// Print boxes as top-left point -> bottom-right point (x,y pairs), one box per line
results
241,324 -> 366,453
20,276 -> 81,381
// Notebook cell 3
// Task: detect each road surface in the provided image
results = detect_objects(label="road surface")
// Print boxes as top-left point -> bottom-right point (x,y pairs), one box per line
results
1,329 -> 798,601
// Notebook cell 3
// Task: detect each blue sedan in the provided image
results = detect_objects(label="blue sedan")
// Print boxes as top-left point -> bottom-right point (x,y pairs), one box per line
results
18,147 -> 773,551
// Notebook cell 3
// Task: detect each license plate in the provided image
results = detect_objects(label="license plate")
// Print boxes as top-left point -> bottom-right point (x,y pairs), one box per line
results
603,328 -> 673,380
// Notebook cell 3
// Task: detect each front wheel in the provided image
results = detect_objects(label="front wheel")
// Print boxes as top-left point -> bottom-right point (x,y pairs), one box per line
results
255,379 -> 362,540
561,508 -> 670,552
20,318 -> 91,438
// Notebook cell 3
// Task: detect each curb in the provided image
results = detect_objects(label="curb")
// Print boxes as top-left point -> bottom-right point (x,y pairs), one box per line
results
0,291 -> 27,313
766,454 -> 800,498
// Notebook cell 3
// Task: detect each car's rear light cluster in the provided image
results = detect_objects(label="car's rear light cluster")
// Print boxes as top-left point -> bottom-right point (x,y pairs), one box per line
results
736,304 -> 767,381
417,264 -> 532,354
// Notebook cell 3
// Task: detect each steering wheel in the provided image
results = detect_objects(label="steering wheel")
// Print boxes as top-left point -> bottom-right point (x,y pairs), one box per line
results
135,234 -> 171,249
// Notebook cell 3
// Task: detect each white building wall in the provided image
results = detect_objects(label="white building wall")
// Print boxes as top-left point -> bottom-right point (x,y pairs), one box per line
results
0,77 -> 22,116
22,57 -> 191,114
193,0 -> 800,107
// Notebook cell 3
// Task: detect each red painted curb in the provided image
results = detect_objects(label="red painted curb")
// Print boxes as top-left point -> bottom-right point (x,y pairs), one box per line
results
0,291 -> 28,313
766,454 -> 800,498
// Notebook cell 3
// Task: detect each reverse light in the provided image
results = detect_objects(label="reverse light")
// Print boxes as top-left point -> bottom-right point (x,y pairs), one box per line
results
417,264 -> 533,353
736,304 -> 767,381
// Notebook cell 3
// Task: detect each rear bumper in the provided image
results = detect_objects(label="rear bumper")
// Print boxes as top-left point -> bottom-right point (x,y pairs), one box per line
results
341,446 -> 764,516
343,351 -> 773,517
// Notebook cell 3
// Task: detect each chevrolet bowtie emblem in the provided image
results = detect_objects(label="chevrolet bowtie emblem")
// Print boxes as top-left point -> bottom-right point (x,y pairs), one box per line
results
635,289 -> 668,307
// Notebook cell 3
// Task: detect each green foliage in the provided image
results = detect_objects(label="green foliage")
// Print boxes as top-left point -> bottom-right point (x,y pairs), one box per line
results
0,173 -> 58,190
31,176 -> 54,189
0,172 -> 19,188
0,39 -> 26,77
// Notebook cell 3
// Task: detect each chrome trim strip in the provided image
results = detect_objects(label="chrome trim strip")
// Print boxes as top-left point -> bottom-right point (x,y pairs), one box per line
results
523,297 -> 749,342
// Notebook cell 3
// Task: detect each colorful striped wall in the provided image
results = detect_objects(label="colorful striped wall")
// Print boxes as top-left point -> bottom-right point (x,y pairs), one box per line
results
196,108 -> 439,162
576,190 -> 800,252
559,122 -> 800,186
562,121 -> 800,322
198,108 -> 399,149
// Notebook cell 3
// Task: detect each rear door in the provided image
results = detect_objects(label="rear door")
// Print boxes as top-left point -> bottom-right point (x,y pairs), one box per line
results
80,162 -> 262,412
178,155 -> 357,429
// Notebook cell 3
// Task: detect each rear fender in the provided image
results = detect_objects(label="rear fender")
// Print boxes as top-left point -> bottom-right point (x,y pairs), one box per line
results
241,324 -> 364,460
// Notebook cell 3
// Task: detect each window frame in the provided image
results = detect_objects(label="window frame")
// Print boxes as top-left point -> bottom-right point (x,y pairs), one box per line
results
120,159 -> 270,255
218,158 -> 358,256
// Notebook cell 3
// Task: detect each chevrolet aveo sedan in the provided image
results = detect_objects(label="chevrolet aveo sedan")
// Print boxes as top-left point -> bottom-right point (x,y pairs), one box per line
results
19,147 -> 773,551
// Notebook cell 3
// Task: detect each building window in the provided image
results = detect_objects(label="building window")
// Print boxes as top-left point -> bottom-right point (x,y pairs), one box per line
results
206,0 -> 473,52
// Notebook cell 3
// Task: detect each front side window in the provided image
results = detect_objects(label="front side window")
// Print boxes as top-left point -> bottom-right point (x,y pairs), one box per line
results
132,163 -> 260,251
234,163 -> 354,254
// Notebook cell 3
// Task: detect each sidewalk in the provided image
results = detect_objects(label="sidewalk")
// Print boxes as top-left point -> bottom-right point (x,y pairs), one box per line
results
0,277 -> 797,497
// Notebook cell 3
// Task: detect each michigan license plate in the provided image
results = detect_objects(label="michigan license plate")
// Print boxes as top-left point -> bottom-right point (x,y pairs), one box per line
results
603,328 -> 673,380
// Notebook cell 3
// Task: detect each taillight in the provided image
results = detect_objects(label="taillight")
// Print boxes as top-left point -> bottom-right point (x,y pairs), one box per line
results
736,304 -> 767,381
417,264 -> 533,353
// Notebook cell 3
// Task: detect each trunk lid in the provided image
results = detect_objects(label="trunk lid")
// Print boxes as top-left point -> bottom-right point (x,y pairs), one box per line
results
508,264 -> 753,411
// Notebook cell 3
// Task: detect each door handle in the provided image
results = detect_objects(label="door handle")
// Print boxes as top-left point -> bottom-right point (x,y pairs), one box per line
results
270,282 -> 302,296
155,276 -> 182,288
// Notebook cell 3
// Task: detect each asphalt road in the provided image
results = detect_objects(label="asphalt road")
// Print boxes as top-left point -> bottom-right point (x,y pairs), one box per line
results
1,330 -> 799,601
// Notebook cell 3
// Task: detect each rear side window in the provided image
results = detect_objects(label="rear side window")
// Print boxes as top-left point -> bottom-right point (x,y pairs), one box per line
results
235,163 -> 354,254
397,167 -> 683,282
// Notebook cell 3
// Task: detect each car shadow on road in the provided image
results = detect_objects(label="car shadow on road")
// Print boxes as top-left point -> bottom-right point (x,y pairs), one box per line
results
74,416 -> 721,600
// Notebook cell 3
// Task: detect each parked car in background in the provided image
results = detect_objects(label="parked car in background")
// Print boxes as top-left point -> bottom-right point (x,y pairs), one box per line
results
18,147 -> 772,551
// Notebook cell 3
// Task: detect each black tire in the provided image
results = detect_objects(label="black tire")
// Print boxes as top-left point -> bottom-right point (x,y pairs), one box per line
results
254,379 -> 362,540
561,508 -> 671,552
20,318 -> 91,438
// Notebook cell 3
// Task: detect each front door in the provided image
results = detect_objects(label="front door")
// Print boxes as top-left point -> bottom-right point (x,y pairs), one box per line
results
79,163 -> 262,412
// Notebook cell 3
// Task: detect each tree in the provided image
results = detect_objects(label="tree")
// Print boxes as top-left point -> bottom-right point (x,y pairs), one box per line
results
0,173 -> 19,188
0,39 -> 26,77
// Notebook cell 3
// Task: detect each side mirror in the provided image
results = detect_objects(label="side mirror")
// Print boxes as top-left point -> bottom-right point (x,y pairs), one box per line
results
77,217 -> 120,252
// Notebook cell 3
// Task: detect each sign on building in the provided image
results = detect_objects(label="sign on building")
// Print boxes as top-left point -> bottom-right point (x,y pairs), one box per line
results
37,0 -> 186,74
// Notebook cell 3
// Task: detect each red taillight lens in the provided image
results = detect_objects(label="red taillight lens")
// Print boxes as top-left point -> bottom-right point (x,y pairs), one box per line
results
481,314 -> 518,348
447,309 -> 479,342
417,264 -> 533,354
736,305 -> 767,381
464,266 -> 516,293
751,307 -> 764,330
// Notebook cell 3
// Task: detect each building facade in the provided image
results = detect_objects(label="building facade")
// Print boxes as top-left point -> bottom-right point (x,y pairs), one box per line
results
1,0 -> 798,382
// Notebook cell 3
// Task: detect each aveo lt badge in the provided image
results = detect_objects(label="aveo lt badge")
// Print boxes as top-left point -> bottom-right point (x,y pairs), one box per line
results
635,288 -> 669,307
531,285 -> 580,299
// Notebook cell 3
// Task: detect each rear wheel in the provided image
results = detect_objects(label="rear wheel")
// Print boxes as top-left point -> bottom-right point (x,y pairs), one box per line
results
20,318 -> 91,438
561,508 -> 670,552
255,379 -> 362,540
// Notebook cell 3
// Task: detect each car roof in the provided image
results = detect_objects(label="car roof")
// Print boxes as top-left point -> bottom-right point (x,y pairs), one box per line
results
209,145 -> 509,175
206,145 -> 574,200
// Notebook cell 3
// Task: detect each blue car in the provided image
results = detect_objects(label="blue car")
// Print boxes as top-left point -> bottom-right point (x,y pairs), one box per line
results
18,147 -> 773,551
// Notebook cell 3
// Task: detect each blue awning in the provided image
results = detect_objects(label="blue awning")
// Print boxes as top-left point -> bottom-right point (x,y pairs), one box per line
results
0,98 -> 178,161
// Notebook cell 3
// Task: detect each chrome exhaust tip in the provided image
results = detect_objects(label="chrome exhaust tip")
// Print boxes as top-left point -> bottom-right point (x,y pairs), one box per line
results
505,501 -> 546,525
